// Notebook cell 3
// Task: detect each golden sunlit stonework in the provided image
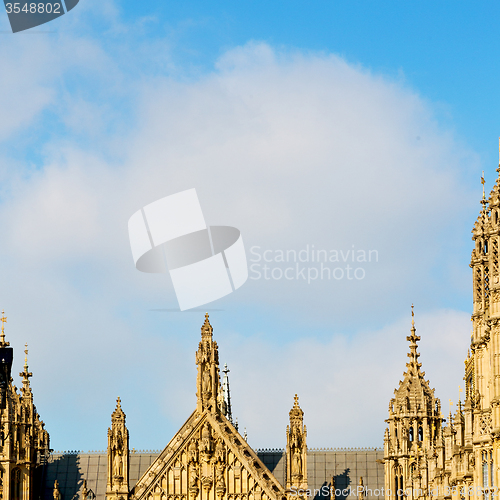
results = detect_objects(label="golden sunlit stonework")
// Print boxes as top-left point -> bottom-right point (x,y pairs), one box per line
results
383,147 -> 500,500
123,314 -> 287,500
0,312 -> 50,500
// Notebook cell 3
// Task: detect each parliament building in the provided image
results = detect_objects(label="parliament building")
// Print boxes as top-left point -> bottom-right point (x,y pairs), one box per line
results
2,158 -> 500,500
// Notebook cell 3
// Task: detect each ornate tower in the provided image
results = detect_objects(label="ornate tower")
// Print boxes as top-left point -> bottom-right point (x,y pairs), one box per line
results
466,150 -> 500,497
106,397 -> 130,500
0,312 -> 50,500
286,395 -> 307,493
384,307 -> 443,500
196,314 -> 221,414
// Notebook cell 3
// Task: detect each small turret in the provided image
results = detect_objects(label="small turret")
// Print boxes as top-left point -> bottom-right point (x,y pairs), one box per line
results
286,394 -> 307,493
106,397 -> 130,500
383,306 -> 442,500
196,314 -> 221,413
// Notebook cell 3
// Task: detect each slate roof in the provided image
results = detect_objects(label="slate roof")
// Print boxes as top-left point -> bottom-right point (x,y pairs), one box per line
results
43,449 -> 384,500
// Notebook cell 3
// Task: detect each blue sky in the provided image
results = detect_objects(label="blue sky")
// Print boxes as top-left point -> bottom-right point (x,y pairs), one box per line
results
0,0 -> 497,452
115,0 -> 500,160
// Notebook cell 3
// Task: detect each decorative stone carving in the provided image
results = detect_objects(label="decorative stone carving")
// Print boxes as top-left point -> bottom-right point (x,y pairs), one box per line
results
188,440 -> 198,464
286,395 -> 307,491
129,316 -> 286,500
0,321 -> 50,500
216,463 -> 226,498
106,398 -> 129,500
53,480 -> 61,500
189,467 -> 199,496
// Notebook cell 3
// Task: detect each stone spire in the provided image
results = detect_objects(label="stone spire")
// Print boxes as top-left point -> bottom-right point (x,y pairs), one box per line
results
196,314 -> 221,413
286,394 -> 307,492
106,397 -> 129,500
221,363 -> 233,423
383,306 -> 443,500
394,305 -> 436,416
406,304 -> 420,366
19,343 -> 33,397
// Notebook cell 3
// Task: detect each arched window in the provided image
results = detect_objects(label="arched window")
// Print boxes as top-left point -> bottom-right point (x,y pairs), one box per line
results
482,449 -> 495,500
10,468 -> 21,500
395,474 -> 404,500
491,451 -> 494,488
418,426 -> 423,441
485,241 -> 489,254
409,427 -> 414,442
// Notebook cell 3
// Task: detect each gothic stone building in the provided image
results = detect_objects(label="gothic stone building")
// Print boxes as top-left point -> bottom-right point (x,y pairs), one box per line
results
383,161 -> 500,500
45,315 -> 384,500
0,316 -> 50,500
7,153 -> 500,500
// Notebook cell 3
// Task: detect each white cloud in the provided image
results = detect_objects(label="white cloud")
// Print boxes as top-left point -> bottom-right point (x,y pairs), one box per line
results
0,39 -> 480,450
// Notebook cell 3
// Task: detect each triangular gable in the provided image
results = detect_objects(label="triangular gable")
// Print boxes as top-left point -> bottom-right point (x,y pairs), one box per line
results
131,410 -> 285,500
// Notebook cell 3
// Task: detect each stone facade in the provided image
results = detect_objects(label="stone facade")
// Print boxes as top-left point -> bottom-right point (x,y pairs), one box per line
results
0,312 -> 50,500
383,152 -> 500,500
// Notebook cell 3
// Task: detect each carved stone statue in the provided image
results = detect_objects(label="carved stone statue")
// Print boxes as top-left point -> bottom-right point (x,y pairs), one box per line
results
114,449 -> 123,478
188,440 -> 198,463
474,390 -> 481,407
202,366 -> 212,396
189,468 -> 199,490
200,422 -> 212,458
292,450 -> 302,476
215,463 -> 226,498
215,439 -> 225,462
53,480 -> 61,500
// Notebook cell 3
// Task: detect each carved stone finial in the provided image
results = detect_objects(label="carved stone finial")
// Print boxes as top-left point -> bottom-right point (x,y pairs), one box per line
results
53,480 -> 61,500
201,313 -> 213,339
0,311 -> 9,347
81,479 -> 88,500
111,397 -> 126,421
406,305 -> 420,362
358,477 -> 364,500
